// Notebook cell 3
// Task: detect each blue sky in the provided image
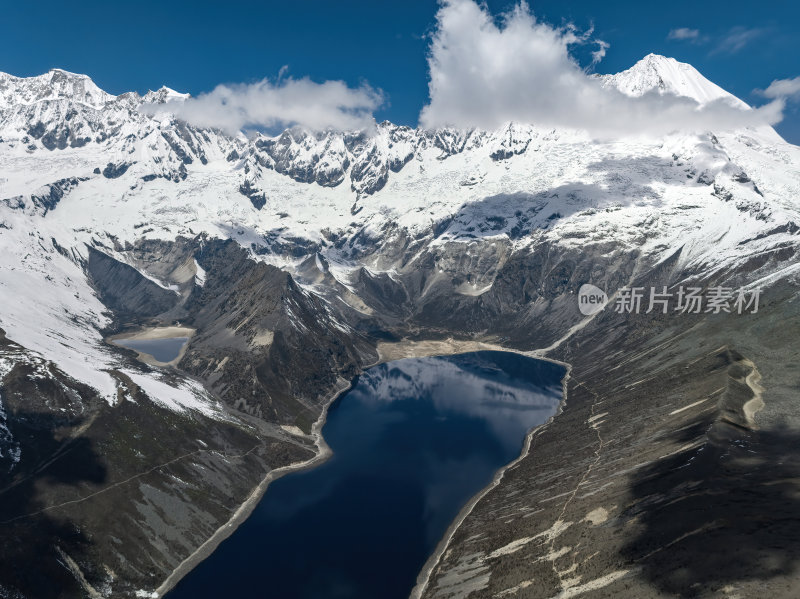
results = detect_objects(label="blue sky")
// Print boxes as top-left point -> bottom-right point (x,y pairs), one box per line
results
2,0 -> 799,142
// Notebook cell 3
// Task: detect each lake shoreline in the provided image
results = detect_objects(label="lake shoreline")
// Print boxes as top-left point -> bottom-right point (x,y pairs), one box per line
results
380,340 -> 572,599
153,339 -> 569,599
153,373 -> 357,598
152,330 -> 387,599
107,325 -> 195,367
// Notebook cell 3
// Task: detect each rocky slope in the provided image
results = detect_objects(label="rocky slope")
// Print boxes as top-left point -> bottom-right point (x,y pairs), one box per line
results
0,55 -> 799,598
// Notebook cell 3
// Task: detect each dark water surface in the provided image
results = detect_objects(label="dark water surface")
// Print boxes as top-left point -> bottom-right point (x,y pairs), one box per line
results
168,351 -> 564,599
115,337 -> 188,362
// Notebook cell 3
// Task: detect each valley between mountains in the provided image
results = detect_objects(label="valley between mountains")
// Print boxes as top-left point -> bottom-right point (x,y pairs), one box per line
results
1,54 -> 799,598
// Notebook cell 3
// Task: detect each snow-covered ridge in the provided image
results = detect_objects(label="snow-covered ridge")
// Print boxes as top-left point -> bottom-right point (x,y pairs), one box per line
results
0,55 -> 786,201
0,55 -> 799,413
140,86 -> 190,105
0,69 -> 188,109
0,68 -> 115,108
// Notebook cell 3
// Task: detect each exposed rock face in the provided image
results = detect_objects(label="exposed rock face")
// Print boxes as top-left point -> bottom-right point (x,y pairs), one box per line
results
0,239 -> 376,599
0,57 -> 799,599
180,239 -> 373,428
86,245 -> 181,322
417,276 -> 800,599
101,162 -> 130,179
238,181 -> 267,210
29,176 -> 87,214
0,328 -> 319,599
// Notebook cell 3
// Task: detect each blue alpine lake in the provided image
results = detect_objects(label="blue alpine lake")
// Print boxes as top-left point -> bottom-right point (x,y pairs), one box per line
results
114,336 -> 188,363
167,351 -> 564,599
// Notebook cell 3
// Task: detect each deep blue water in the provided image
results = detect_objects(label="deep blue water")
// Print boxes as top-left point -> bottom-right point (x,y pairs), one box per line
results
114,337 -> 188,362
168,351 -> 564,599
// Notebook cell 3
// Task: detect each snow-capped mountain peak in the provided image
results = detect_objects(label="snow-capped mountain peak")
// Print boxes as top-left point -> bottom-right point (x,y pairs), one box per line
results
141,86 -> 190,105
598,53 -> 748,108
0,68 -> 114,109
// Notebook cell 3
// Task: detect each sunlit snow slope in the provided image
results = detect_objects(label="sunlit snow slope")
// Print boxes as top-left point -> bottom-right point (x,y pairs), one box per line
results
0,55 -> 799,413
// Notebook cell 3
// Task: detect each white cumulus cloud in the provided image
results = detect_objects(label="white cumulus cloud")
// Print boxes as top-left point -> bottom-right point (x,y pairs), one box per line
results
142,75 -> 384,134
419,0 -> 785,136
759,77 -> 800,100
